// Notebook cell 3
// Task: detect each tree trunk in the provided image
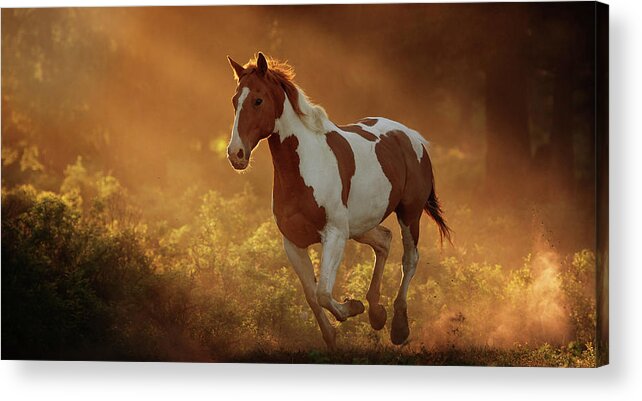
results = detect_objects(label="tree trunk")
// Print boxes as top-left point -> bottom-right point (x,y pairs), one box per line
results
484,15 -> 531,204
549,21 -> 577,201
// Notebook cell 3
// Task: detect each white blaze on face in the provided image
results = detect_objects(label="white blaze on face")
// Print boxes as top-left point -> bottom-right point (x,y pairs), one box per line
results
229,86 -> 250,153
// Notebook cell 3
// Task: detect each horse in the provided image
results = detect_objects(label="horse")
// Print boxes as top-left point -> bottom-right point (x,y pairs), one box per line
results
225,52 -> 451,348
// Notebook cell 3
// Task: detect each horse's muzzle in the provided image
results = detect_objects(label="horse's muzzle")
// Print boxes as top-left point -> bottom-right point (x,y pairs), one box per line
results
229,158 -> 249,170
227,146 -> 249,170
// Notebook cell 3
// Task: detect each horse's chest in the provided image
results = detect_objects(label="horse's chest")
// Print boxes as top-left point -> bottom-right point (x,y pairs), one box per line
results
270,134 -> 331,248
272,186 -> 326,248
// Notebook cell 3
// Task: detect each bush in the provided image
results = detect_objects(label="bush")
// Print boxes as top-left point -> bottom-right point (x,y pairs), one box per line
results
1,164 -> 599,364
2,187 -> 109,359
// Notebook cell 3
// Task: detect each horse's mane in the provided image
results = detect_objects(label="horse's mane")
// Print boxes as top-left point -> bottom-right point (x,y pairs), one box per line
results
243,54 -> 329,134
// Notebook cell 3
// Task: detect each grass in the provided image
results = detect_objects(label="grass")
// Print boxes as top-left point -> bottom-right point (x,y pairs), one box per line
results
229,342 -> 597,367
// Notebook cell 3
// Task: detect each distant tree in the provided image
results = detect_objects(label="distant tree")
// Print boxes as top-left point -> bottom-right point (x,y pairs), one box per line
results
482,6 -> 532,204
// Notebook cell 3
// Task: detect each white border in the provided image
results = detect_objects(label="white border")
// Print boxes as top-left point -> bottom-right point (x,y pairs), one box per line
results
2,1 -> 641,400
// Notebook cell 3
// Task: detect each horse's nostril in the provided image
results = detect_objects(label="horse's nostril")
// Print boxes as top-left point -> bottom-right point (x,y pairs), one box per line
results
237,149 -> 244,159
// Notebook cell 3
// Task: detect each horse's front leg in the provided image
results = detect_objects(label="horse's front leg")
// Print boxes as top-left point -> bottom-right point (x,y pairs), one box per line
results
283,237 -> 336,348
283,237 -> 336,349
316,226 -> 365,322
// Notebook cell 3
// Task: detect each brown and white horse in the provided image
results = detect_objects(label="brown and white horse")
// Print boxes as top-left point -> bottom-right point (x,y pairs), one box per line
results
226,52 -> 451,348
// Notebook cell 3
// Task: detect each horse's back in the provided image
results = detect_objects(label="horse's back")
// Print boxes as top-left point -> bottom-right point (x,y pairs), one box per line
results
335,117 -> 433,237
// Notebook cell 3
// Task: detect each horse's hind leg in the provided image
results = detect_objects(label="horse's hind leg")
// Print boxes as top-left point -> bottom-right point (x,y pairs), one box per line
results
391,218 -> 420,345
283,237 -> 336,349
353,225 -> 392,330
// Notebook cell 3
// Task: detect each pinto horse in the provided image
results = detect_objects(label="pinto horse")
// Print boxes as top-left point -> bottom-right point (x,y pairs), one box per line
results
226,52 -> 451,348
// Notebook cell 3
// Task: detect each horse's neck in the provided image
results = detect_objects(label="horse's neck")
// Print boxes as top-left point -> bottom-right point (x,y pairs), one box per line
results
274,94 -> 330,139
268,97 -> 330,191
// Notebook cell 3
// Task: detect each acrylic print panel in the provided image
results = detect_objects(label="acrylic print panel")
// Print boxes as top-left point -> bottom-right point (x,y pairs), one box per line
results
1,2 -> 608,367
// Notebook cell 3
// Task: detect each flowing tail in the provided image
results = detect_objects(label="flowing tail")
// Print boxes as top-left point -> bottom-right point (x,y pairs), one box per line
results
424,184 -> 453,246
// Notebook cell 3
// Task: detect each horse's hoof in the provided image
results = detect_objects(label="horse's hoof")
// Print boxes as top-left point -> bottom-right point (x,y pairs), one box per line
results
368,304 -> 387,331
391,308 -> 409,345
343,298 -> 365,318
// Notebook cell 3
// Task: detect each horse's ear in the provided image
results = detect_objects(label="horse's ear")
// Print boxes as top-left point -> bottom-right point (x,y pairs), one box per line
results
257,52 -> 268,76
227,56 -> 245,81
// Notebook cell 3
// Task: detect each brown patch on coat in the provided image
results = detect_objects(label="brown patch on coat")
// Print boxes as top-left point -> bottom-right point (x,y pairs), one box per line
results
359,118 -> 379,127
268,133 -> 327,248
375,130 -> 433,243
325,131 -> 356,206
339,124 -> 378,141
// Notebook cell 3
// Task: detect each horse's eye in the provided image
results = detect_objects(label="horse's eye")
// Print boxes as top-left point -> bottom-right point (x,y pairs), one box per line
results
255,98 -> 263,106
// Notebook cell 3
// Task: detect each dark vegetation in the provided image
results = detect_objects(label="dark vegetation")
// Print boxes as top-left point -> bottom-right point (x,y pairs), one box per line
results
235,344 -> 596,367
2,4 -> 603,365
1,183 -> 597,364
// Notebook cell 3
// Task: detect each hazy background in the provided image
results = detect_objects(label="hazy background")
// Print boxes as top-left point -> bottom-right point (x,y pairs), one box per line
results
2,4 -> 601,365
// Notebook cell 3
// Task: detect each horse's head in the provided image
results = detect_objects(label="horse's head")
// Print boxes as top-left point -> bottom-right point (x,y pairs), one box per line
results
226,52 -> 287,170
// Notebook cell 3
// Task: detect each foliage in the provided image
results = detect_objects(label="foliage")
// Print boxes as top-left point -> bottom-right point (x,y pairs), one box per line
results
234,342 -> 596,367
1,178 -> 318,360
560,250 -> 597,344
1,166 -> 598,365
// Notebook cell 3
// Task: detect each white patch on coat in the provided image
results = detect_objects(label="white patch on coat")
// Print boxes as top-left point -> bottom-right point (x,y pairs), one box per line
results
404,128 -> 430,160
341,132 -> 392,236
295,88 -> 330,134
229,86 -> 250,151
274,95 -> 349,238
